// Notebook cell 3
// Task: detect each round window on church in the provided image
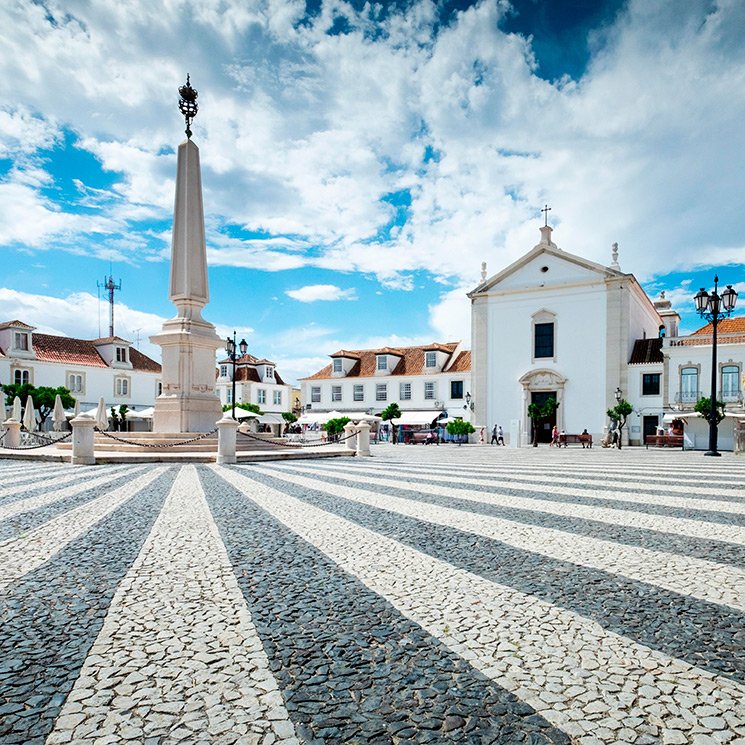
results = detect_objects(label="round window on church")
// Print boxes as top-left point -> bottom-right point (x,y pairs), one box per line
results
540,265 -> 549,273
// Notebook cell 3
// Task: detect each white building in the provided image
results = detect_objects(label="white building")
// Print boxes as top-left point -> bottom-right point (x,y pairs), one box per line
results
0,320 -> 162,422
300,342 -> 472,426
470,224 -> 745,448
216,353 -> 294,414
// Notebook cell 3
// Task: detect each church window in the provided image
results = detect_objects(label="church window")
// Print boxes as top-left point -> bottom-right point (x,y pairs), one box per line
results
642,373 -> 660,396
680,368 -> 698,403
331,385 -> 342,402
534,323 -> 554,358
540,266 -> 549,273
311,386 -> 321,403
425,351 -> 437,368
451,380 -> 464,399
333,359 -> 343,373
721,365 -> 740,401
376,383 -> 387,401
14,369 -> 30,385
400,382 -> 411,400
14,332 -> 29,351
353,385 -> 364,401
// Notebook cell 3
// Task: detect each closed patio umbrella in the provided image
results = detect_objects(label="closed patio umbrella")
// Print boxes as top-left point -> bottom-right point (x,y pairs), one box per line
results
73,398 -> 80,417
95,397 -> 108,431
23,395 -> 36,432
53,394 -> 66,431
12,396 -> 22,421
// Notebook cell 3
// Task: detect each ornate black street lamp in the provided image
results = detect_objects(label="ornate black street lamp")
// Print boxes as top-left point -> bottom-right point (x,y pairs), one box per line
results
225,331 -> 248,420
694,276 -> 738,456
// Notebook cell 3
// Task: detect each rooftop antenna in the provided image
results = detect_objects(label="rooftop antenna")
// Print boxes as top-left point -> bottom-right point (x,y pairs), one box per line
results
98,265 -> 122,338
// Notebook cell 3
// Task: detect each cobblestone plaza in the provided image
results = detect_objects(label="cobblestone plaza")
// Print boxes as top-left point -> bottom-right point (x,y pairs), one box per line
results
0,446 -> 743,745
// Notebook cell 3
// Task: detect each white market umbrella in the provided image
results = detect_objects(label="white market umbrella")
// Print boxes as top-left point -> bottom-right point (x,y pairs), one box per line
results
95,397 -> 109,431
53,394 -> 66,431
23,395 -> 36,432
12,396 -> 22,421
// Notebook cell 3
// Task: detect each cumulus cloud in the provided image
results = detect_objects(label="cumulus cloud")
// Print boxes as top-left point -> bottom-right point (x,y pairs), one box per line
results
285,284 -> 357,302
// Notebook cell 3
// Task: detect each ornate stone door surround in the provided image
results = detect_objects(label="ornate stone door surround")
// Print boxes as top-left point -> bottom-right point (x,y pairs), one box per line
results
518,368 -> 568,444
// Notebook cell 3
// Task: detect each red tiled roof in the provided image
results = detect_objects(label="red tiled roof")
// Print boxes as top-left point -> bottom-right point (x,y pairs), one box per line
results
0,320 -> 35,330
31,333 -> 160,372
422,342 -> 456,353
692,317 -> 745,335
91,336 -> 131,344
129,347 -> 161,373
301,342 -> 464,380
629,338 -> 663,364
329,350 -> 362,359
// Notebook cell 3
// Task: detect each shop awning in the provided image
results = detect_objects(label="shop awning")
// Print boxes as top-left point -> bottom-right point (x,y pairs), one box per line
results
391,411 -> 440,426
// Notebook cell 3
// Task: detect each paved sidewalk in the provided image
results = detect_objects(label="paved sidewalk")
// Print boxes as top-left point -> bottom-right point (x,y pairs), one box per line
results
0,446 -> 743,745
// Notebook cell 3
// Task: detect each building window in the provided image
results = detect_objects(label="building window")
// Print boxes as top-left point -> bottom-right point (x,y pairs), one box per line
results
220,365 -> 228,378
68,374 -> 83,393
424,382 -> 436,400
353,384 -> 364,402
534,323 -> 554,358
14,369 -> 30,386
258,389 -> 266,404
265,367 -> 274,379
425,351 -> 437,368
680,367 -> 698,402
376,383 -> 387,401
722,365 -> 740,401
14,332 -> 29,351
273,390 -> 282,405
311,386 -> 321,403
333,359 -> 342,373
377,356 -> 387,371
400,382 -> 411,400
331,385 -> 342,402
642,373 -> 660,396
157,381 -> 162,396
450,380 -> 463,399
227,389 -> 233,404
115,378 -> 129,396
115,347 -> 128,363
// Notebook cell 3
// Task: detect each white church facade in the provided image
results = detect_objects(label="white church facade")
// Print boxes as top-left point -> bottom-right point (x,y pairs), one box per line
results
470,225 -> 675,445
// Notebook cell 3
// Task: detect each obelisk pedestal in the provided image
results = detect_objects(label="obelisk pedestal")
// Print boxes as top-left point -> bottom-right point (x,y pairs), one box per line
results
151,134 -> 222,433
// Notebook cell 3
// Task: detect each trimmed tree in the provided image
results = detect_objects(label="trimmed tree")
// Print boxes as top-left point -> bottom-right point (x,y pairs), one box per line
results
380,403 -> 402,444
2,384 -> 75,427
323,416 -> 351,441
282,412 -> 298,424
446,418 -> 475,444
695,397 -> 726,426
527,397 -> 560,447
606,399 -> 634,450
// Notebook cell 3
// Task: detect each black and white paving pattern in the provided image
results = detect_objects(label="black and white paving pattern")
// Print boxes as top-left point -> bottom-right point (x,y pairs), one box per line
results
0,446 -> 743,745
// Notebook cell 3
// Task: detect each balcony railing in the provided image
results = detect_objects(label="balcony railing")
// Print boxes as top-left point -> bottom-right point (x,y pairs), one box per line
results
720,390 -> 744,404
674,390 -> 702,404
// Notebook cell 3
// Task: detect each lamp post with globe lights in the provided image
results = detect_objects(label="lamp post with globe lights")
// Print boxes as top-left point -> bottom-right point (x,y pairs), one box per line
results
693,276 -> 738,456
225,331 -> 248,420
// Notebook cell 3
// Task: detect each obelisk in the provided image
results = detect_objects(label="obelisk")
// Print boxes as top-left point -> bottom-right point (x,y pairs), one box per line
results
150,75 -> 223,432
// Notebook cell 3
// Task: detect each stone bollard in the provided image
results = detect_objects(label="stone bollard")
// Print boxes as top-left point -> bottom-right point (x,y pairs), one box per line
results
216,415 -> 239,465
356,421 -> 371,457
2,418 -> 21,449
343,423 -> 357,452
71,414 -> 96,465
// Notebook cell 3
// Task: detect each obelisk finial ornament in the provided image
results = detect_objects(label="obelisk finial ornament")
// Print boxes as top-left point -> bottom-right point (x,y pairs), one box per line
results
178,74 -> 199,139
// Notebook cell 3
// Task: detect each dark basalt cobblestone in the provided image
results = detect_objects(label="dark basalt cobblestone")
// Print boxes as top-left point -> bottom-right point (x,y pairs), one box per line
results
0,471 -> 143,543
201,466 -> 572,745
0,470 -> 98,508
274,465 -> 745,569
246,467 -> 745,685
0,468 -> 175,745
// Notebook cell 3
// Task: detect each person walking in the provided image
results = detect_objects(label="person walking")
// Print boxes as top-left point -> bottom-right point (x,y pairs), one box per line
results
497,425 -> 505,446
550,426 -> 558,447
491,424 -> 499,445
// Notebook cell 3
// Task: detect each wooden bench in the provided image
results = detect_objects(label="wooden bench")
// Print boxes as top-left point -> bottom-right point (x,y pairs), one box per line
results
646,435 -> 684,449
559,434 -> 592,448
410,431 -> 439,445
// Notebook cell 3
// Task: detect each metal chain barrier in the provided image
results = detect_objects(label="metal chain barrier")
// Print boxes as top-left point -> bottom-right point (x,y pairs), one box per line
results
238,429 -> 357,448
0,430 -> 73,450
94,428 -> 218,448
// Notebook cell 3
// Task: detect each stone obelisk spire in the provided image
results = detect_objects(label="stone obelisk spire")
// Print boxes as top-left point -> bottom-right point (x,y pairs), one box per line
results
150,75 -> 223,432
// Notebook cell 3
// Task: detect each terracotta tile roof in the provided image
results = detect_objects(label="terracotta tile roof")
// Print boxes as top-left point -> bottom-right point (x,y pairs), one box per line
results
235,367 -> 261,383
692,317 -> 745,335
629,338 -> 664,364
329,350 -> 362,359
91,336 -> 131,344
31,333 -> 161,372
217,353 -> 261,365
301,342 -> 466,380
0,320 -> 35,330
422,342 -> 457,353
274,371 -> 286,386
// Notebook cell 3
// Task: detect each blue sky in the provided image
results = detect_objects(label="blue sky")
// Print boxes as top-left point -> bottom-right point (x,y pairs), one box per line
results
1,0 -> 744,384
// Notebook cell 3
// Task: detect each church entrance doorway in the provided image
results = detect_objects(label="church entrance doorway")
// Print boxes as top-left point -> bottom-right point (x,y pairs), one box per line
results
531,391 -> 557,444
643,415 -> 659,445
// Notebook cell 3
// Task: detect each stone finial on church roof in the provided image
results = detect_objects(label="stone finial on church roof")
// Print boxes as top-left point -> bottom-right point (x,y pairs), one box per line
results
539,224 -> 554,246
610,242 -> 620,270
480,261 -> 487,281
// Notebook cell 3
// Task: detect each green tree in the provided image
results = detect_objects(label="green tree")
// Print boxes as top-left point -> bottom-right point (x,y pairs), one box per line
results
446,418 -> 475,444
2,384 -> 75,427
695,397 -> 726,426
606,399 -> 634,450
282,412 -> 298,424
527,397 -> 560,447
380,403 -> 402,443
323,416 -> 351,441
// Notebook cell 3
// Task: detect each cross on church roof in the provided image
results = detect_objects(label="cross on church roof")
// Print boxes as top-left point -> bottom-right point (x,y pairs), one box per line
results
541,204 -> 551,227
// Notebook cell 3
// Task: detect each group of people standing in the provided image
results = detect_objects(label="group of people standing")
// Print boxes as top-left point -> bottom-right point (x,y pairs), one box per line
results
490,424 -> 505,445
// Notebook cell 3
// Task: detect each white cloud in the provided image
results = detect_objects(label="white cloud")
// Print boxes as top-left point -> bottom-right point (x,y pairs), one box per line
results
285,284 -> 357,302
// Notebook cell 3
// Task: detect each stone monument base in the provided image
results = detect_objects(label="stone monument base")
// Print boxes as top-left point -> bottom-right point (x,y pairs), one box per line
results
152,395 -> 222,433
